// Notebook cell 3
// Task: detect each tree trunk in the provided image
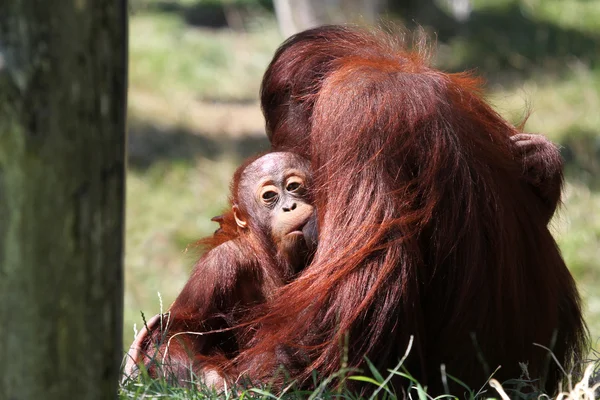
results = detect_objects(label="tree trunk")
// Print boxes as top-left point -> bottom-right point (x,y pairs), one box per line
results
0,1 -> 127,399
389,0 -> 464,38
273,0 -> 324,38
273,0 -> 386,38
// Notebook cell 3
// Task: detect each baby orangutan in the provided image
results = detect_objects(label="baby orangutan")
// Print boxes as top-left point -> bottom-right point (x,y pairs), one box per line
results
123,151 -> 316,387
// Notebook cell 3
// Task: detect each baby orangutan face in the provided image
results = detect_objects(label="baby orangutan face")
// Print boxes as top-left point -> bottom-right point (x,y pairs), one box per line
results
233,152 -> 316,274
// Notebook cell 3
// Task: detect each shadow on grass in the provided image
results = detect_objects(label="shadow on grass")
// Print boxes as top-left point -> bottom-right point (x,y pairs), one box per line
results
128,119 -> 599,189
559,128 -> 600,191
438,3 -> 599,83
128,120 -> 270,171
132,0 -> 274,30
134,0 -> 599,85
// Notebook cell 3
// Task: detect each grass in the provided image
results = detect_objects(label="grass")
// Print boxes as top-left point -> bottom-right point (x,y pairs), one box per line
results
119,350 -> 600,399
129,10 -> 281,102
124,0 -> 600,396
120,329 -> 600,399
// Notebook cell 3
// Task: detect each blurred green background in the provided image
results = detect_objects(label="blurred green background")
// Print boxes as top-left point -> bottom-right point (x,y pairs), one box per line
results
124,0 -> 600,355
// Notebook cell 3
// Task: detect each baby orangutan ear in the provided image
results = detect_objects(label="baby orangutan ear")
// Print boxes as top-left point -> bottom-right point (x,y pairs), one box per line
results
232,205 -> 248,229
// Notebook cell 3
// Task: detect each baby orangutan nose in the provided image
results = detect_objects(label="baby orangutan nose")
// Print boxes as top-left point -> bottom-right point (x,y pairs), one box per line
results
283,202 -> 296,212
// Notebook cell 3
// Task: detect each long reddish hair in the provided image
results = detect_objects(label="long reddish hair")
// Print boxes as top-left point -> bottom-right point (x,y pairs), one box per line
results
235,26 -> 586,394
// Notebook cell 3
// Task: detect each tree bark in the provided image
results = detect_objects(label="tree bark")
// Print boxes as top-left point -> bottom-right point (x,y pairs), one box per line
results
388,0 -> 464,38
273,0 -> 386,38
0,1 -> 127,399
273,0 -> 324,38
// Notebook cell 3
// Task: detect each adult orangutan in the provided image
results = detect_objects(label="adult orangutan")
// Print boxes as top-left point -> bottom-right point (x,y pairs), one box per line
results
232,26 -> 587,395
123,152 -> 316,386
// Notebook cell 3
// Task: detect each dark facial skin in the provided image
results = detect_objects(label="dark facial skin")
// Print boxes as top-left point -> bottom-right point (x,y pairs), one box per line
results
233,152 -> 316,273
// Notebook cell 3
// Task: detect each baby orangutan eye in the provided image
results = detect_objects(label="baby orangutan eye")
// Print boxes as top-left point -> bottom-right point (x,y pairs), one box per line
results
261,189 -> 278,205
286,182 -> 301,192
286,177 -> 304,193
259,184 -> 279,205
